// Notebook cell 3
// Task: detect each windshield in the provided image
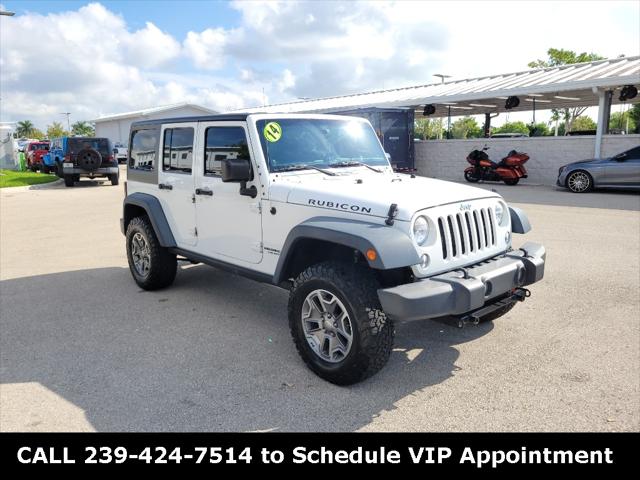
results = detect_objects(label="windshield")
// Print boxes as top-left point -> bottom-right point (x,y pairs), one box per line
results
256,118 -> 388,172
31,143 -> 49,151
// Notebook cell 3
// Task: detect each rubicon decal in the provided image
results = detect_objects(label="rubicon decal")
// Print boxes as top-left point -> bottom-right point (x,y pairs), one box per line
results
308,199 -> 372,213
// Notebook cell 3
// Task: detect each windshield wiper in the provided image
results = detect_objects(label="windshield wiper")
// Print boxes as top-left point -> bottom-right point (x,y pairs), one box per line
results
328,161 -> 383,173
273,164 -> 336,176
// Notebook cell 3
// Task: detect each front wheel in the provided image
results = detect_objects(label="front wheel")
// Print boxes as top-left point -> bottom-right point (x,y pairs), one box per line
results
288,261 -> 394,385
464,170 -> 480,183
566,170 -> 592,193
503,178 -> 519,185
42,165 -> 51,174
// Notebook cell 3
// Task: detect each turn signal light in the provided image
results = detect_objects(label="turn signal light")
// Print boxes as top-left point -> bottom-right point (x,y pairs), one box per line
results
366,249 -> 377,261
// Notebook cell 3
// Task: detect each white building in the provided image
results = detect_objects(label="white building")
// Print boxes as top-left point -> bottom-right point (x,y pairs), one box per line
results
93,103 -> 217,146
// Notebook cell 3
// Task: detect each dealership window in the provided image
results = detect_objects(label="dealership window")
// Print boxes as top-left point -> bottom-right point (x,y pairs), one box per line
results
204,127 -> 250,176
129,128 -> 159,171
163,127 -> 194,173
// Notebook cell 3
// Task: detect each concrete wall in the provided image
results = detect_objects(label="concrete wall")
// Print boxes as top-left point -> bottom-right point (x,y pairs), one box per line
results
95,106 -> 214,146
415,134 -> 640,185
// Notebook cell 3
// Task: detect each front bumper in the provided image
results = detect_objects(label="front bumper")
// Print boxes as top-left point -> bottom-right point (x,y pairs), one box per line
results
557,168 -> 568,187
378,242 -> 545,322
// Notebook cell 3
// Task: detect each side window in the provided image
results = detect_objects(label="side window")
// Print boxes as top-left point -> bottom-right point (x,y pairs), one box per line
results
129,128 -> 159,170
163,127 -> 194,173
204,127 -> 250,176
625,146 -> 640,159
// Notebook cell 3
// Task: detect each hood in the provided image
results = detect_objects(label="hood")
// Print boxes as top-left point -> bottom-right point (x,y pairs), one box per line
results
270,169 -> 500,221
565,157 -> 610,168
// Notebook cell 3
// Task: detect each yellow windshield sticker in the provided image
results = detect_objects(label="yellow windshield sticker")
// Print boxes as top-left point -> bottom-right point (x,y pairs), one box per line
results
264,122 -> 282,142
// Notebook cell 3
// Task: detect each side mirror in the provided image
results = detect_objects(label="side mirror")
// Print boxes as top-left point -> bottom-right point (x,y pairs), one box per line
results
614,152 -> 627,161
221,158 -> 251,182
113,148 -> 118,154
221,158 -> 257,198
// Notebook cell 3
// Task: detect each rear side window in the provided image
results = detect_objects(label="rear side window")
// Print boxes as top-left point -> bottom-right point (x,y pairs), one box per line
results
129,128 -> 159,170
163,127 -> 194,173
204,127 -> 250,176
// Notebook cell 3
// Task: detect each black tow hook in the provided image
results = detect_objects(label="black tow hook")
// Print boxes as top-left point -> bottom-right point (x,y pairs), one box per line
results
454,287 -> 532,328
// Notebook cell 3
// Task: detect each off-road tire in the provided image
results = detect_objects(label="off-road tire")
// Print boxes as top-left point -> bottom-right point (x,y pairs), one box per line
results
109,173 -> 119,186
63,175 -> 74,187
503,178 -> 519,186
42,165 -> 51,174
288,261 -> 394,385
126,216 -> 177,290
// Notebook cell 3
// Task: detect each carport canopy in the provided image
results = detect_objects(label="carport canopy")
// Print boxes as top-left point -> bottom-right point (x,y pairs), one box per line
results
238,56 -> 640,157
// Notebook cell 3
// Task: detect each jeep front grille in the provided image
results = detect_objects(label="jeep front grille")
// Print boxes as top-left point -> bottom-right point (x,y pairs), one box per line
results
437,207 -> 496,260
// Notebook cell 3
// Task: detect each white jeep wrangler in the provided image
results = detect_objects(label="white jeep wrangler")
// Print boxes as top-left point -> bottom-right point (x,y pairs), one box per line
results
121,113 -> 545,385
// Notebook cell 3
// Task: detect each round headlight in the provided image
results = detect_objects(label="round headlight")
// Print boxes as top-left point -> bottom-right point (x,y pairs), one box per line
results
413,216 -> 429,245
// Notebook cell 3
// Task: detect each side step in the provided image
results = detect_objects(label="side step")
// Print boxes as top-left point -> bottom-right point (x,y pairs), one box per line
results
455,287 -> 530,328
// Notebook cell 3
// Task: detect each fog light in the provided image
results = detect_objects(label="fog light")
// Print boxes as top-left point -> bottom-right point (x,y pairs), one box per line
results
420,253 -> 430,268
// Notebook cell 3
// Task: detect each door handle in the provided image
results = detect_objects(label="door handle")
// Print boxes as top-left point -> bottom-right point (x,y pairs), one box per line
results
159,183 -> 173,190
195,188 -> 213,196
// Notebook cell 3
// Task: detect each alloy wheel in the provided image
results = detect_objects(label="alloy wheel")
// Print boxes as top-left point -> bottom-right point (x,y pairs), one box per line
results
301,289 -> 353,363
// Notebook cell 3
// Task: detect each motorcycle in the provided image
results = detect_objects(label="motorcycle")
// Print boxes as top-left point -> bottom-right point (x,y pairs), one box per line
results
464,146 -> 529,185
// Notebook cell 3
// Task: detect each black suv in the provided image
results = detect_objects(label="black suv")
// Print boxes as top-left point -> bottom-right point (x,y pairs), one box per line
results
50,136 -> 120,187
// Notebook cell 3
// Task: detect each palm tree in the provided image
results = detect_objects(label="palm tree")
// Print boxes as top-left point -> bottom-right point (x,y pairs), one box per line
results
16,120 -> 35,138
71,121 -> 95,136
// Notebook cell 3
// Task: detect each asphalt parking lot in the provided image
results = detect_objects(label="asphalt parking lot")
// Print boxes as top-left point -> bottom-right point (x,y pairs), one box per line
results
1,169 -> 639,432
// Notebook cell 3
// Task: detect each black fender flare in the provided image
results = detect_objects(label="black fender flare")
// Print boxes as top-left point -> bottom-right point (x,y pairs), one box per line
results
509,206 -> 531,234
122,192 -> 176,247
273,216 -> 420,285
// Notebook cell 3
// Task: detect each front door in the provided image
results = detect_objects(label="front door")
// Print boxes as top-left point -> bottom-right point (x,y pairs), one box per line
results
605,147 -> 640,186
194,122 -> 263,264
157,123 -> 197,247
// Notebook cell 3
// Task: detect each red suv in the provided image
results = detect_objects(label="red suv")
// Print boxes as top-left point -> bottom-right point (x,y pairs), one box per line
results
25,141 -> 51,173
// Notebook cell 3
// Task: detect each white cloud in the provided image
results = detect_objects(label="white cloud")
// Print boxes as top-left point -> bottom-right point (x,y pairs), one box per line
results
0,3 -> 260,128
183,28 -> 228,70
1,0 -> 638,128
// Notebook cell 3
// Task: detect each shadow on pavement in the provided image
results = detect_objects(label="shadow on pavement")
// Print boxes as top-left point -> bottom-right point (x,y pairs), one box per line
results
0,264 -> 493,432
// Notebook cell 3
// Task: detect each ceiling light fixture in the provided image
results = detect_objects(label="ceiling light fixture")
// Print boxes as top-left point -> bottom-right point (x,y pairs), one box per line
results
469,103 -> 497,108
525,98 -> 551,103
554,96 -> 581,101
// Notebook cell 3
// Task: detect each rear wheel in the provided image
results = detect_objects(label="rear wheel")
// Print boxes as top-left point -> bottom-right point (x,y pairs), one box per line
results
503,178 -> 519,185
566,170 -> 592,193
464,170 -> 480,183
109,173 -> 119,186
126,216 -> 177,290
63,175 -> 74,187
288,261 -> 394,385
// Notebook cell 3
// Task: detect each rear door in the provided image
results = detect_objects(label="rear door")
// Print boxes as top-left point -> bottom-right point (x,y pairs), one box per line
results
157,123 -> 198,247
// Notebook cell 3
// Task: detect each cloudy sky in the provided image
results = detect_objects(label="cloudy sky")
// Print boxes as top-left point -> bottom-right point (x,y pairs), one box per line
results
1,0 -> 639,129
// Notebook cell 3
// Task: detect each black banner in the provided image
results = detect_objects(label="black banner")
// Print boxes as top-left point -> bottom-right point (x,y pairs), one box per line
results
1,433 -> 635,471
